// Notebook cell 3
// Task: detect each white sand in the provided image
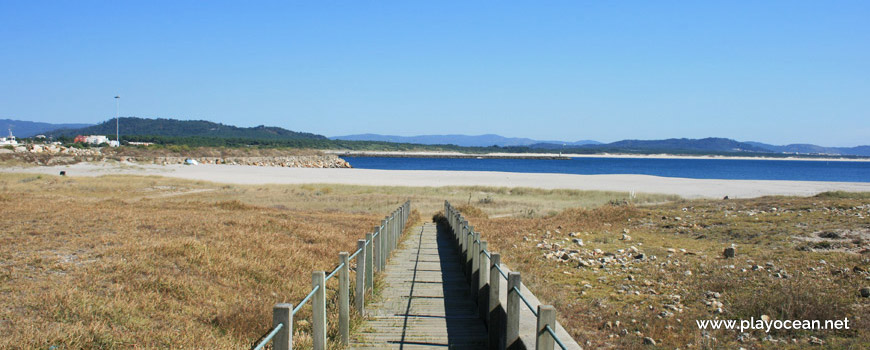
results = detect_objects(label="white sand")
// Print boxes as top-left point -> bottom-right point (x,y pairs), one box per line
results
4,163 -> 870,199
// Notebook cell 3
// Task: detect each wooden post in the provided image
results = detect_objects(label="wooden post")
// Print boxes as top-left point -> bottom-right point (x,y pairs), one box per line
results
507,272 -> 521,349
273,303 -> 292,350
455,214 -> 461,246
398,206 -> 403,238
478,241 -> 489,322
536,305 -> 556,350
450,211 -> 459,246
365,233 -> 374,292
471,232 -> 480,298
390,213 -> 395,250
355,239 -> 366,315
339,252 -> 350,345
465,226 -> 474,278
393,211 -> 399,248
387,213 -> 396,251
312,271 -> 326,350
459,219 -> 466,266
384,217 -> 391,255
489,253 -> 503,350
381,219 -> 388,264
373,226 -> 381,272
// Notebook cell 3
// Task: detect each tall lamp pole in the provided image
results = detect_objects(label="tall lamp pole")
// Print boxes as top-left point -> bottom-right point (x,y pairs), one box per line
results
114,95 -> 120,146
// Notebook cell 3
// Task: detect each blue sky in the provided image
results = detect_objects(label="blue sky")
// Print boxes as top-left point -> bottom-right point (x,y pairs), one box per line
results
1,1 -> 868,146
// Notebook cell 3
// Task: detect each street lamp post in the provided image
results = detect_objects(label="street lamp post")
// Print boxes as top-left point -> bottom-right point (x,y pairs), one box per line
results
114,95 -> 120,146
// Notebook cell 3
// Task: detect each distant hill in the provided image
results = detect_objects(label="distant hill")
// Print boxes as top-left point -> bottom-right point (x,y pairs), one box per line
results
595,137 -> 771,153
745,142 -> 870,157
48,117 -> 326,140
331,133 -> 601,147
0,119 -> 92,137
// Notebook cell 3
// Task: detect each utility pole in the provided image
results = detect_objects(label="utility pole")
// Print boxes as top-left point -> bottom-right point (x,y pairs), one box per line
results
114,95 -> 120,146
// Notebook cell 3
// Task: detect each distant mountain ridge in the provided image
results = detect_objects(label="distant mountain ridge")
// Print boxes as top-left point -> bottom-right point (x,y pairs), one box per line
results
744,142 -> 870,157
333,133 -> 869,156
592,137 -> 771,153
331,133 -> 601,147
0,119 -> 92,137
9,117 -> 868,157
48,117 -> 326,140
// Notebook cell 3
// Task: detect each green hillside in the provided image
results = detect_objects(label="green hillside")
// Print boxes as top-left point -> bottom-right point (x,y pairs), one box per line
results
47,117 -> 326,140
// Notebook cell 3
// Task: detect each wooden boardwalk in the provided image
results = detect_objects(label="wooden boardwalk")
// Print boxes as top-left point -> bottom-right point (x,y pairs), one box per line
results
351,222 -> 488,349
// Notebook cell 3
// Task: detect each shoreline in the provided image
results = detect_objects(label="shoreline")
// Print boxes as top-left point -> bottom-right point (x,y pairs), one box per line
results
329,150 -> 569,159
326,150 -> 870,162
4,163 -> 869,199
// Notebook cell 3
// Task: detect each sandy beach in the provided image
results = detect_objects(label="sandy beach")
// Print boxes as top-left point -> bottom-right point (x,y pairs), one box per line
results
4,163 -> 870,199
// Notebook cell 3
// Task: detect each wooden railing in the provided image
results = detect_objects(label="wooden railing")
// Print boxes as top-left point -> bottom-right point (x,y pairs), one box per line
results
445,201 -> 580,350
252,201 -> 411,350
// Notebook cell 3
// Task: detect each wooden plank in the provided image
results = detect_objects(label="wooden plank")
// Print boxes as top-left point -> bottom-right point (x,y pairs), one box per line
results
350,223 -> 488,349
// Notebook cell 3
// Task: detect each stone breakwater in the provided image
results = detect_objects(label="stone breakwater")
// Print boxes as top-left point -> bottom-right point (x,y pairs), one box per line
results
153,156 -> 351,168
1,144 -> 352,168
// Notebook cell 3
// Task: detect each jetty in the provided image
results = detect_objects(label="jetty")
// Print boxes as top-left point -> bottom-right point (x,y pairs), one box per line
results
330,151 -> 571,160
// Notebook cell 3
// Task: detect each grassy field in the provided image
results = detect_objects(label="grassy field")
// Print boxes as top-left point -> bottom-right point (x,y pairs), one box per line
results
460,192 -> 870,349
6,172 -> 864,349
0,173 -> 676,349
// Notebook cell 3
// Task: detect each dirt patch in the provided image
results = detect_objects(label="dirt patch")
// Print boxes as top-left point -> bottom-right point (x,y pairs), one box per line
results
793,228 -> 870,252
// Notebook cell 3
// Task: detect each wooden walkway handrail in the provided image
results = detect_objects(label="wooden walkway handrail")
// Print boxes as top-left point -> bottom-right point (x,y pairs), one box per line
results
254,201 -> 411,350
444,201 -> 580,350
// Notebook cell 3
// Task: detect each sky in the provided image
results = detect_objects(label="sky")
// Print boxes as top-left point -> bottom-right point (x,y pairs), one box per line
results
1,1 -> 868,146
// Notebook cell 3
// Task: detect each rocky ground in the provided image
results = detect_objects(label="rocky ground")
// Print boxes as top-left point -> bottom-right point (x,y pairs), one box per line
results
0,144 -> 352,168
462,192 -> 870,349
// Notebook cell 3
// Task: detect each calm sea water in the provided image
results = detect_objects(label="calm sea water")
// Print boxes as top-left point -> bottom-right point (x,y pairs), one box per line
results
342,156 -> 870,183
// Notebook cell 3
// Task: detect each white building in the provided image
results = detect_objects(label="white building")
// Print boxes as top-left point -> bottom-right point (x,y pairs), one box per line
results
0,129 -> 17,146
85,135 -> 110,144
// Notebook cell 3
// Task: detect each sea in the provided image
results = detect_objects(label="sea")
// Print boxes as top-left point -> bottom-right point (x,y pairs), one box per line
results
342,156 -> 870,183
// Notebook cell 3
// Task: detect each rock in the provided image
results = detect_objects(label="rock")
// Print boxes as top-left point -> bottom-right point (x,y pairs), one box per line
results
724,247 -> 736,258
634,253 -> 645,260
642,336 -> 656,345
761,314 -> 770,322
621,234 -> 632,241
684,270 -> 692,276
572,238 -> 584,246
860,287 -> 870,298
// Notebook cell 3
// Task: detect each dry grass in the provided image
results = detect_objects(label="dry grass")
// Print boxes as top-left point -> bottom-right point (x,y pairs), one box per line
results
0,173 -> 417,349
0,172 -> 669,349
20,169 -> 849,349
462,194 -> 870,349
